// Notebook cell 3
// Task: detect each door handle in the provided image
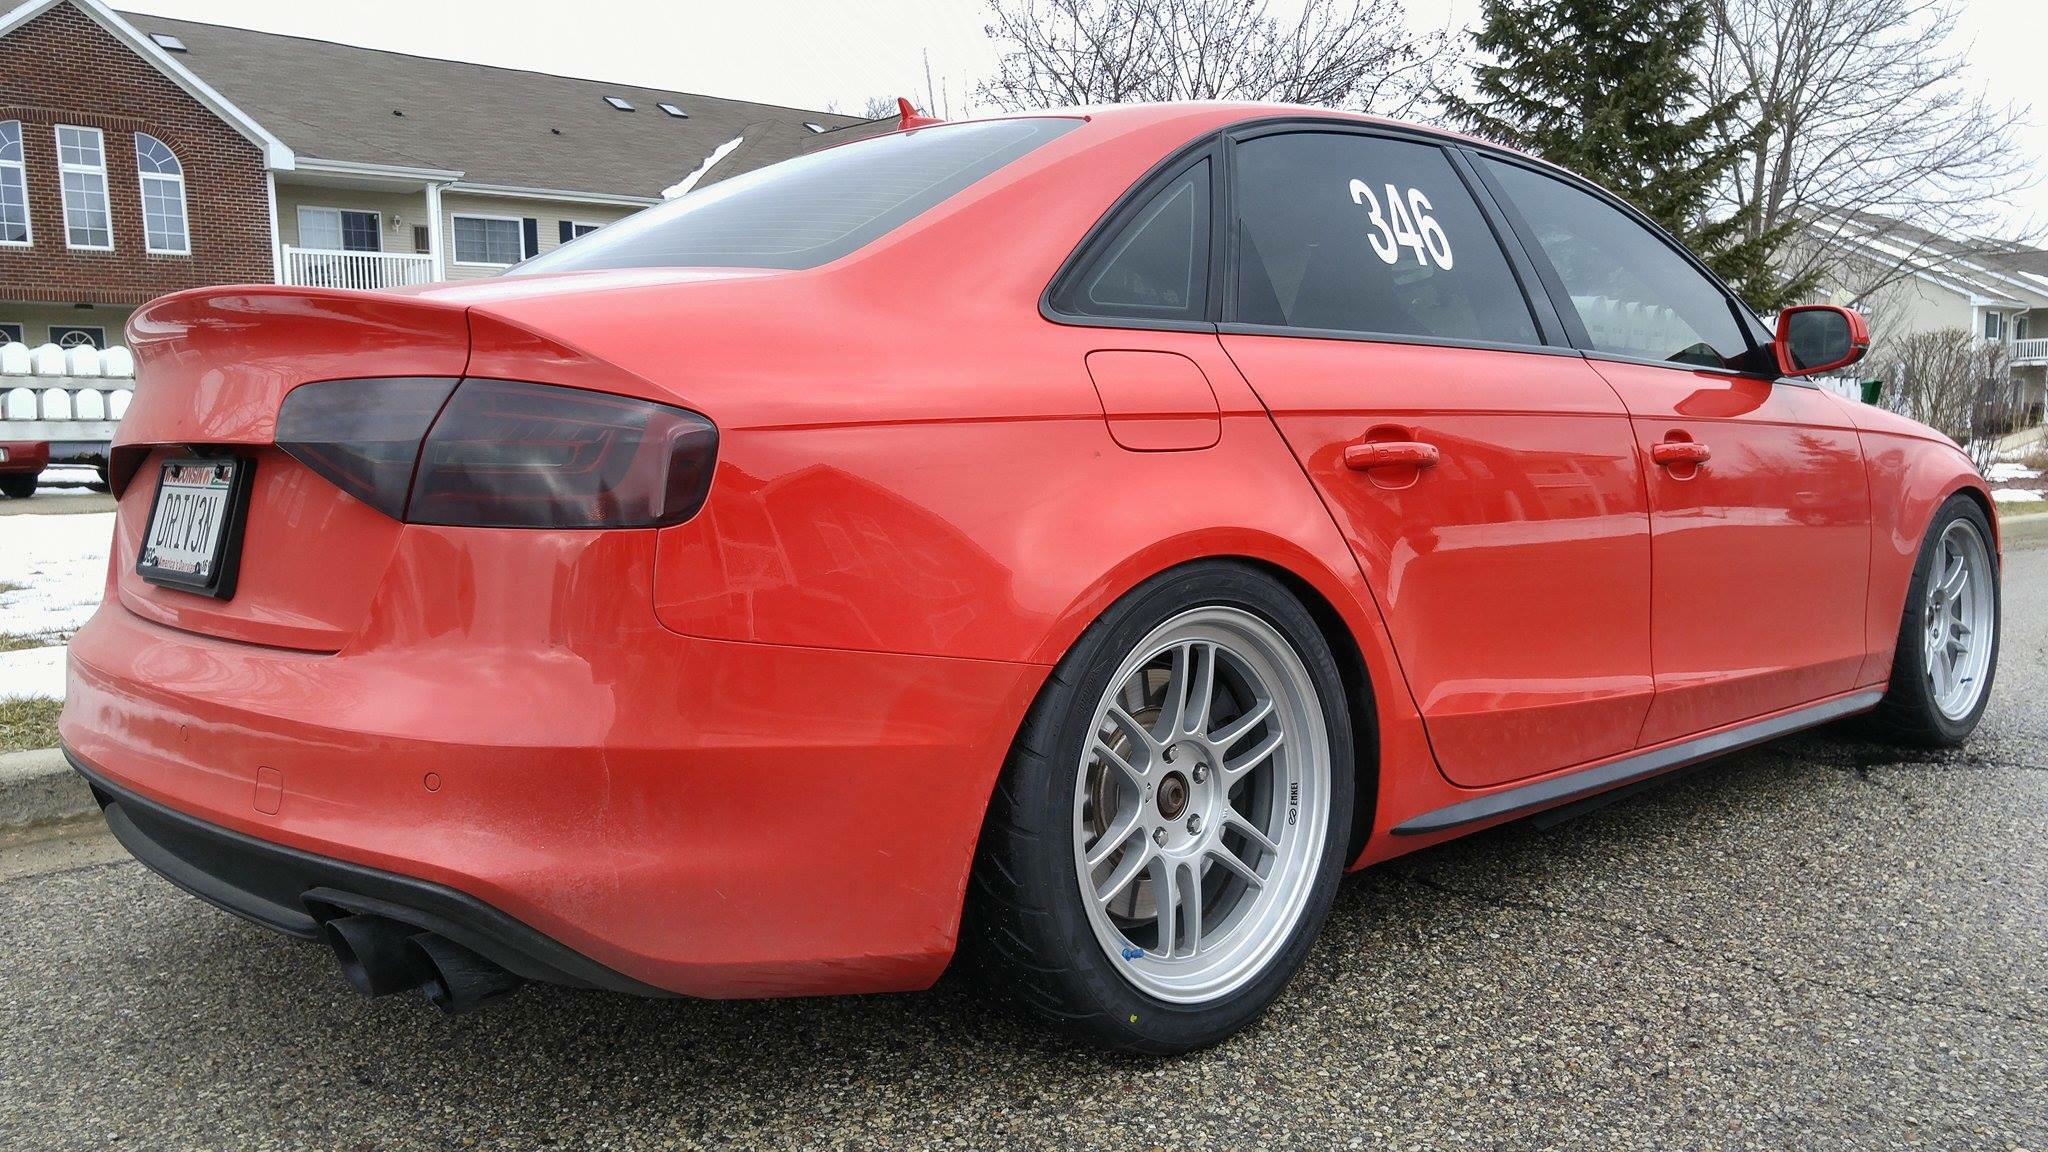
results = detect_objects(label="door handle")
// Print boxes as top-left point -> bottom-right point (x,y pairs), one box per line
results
1651,440 -> 1711,467
1343,440 -> 1439,472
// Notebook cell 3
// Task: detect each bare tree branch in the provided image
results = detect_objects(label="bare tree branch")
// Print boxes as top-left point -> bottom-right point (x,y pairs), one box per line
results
977,0 -> 1457,118
1701,0 -> 2039,299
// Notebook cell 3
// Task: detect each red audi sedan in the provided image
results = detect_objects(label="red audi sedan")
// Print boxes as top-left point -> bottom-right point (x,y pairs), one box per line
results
62,103 -> 1998,1053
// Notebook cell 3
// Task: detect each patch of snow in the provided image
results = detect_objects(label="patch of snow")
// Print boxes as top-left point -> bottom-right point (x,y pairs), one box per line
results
1985,462 -> 2042,483
0,643 -> 65,700
664,135 -> 745,199
0,511 -> 113,639
1990,488 -> 2045,503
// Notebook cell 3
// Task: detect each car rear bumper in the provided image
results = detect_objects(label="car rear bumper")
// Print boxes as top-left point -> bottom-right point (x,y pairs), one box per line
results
61,588 -> 1045,998
69,749 -> 667,995
0,440 -> 50,473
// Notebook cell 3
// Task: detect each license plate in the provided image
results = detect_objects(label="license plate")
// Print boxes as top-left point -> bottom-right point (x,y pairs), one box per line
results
137,456 -> 254,598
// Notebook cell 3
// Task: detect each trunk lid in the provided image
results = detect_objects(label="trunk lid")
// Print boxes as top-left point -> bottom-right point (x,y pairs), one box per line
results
111,287 -> 472,652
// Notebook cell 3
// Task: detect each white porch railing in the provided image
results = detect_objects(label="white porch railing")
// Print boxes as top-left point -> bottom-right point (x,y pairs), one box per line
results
282,246 -> 435,291
1,342 -> 135,442
2010,337 -> 2048,365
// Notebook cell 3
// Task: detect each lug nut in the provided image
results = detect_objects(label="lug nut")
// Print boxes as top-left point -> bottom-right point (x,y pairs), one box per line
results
1186,814 -> 1202,834
1153,828 -> 1168,846
1191,764 -> 1208,784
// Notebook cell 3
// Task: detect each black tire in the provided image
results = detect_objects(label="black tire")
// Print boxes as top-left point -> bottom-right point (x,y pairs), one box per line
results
967,561 -> 1355,1054
0,474 -> 35,499
1868,494 -> 2000,747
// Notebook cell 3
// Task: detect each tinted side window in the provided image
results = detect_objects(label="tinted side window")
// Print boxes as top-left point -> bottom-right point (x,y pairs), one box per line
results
1231,133 -> 1539,345
1058,160 -> 1210,321
1483,159 -> 1751,369
513,118 -> 1079,274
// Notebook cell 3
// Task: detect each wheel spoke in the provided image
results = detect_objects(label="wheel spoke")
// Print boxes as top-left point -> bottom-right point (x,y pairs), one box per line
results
1222,728 -> 1283,784
1095,841 -> 1151,908
1227,810 -> 1282,857
1086,807 -> 1143,869
1178,861 -> 1202,956
1151,643 -> 1191,742
1209,696 -> 1274,752
1939,553 -> 1968,602
1150,856 -> 1178,957
1091,734 -> 1147,792
1205,841 -> 1265,889
1184,643 -> 1218,738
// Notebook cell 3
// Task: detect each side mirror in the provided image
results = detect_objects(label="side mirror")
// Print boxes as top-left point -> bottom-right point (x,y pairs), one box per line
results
1774,305 -> 1870,377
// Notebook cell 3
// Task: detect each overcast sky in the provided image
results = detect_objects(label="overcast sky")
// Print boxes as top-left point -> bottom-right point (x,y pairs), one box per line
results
116,0 -> 2046,229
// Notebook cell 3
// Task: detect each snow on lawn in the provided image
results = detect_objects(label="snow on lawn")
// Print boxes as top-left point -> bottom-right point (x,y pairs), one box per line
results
0,643 -> 66,700
1,510 -> 112,700
1986,461 -> 2044,483
1992,488 -> 2045,503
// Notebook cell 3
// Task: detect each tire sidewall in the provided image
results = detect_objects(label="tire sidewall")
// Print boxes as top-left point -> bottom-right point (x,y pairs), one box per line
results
1012,562 -> 1355,1053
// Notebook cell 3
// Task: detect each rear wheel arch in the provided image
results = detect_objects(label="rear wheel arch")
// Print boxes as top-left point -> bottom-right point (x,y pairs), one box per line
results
1021,550 -> 1382,865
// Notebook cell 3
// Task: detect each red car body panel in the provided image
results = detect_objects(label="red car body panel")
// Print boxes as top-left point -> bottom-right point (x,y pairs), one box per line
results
0,440 -> 50,474
61,102 -> 1996,998
1224,335 -> 1654,789
1587,360 -> 1873,745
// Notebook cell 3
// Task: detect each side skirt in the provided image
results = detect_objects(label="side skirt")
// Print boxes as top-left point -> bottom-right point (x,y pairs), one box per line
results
1391,690 -> 1884,836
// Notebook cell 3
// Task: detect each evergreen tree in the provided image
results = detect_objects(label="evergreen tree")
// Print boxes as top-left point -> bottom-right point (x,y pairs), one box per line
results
1443,0 -> 1812,311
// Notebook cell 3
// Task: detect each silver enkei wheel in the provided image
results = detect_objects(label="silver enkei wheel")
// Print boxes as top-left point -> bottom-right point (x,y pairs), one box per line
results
1071,606 -> 1330,1005
1925,517 -> 1996,721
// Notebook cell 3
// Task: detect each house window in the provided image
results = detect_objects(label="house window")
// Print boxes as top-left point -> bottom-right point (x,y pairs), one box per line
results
51,325 -> 105,348
0,323 -> 23,344
1984,311 -> 2004,340
569,221 -> 602,239
297,206 -> 381,252
134,134 -> 190,254
0,121 -> 28,245
55,125 -> 112,249
452,214 -> 523,265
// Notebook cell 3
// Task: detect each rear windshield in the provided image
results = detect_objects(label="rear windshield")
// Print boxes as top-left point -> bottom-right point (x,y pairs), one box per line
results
512,118 -> 1080,274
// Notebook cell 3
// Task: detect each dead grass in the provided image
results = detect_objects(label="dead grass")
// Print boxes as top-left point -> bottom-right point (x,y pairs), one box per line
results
0,696 -> 62,754
0,634 -> 51,654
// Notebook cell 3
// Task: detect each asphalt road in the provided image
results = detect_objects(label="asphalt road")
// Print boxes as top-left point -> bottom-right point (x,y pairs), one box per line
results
3,548 -> 2044,1150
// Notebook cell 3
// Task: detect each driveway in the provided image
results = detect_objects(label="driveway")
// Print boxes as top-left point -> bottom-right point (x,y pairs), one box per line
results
2,540 -> 2043,1150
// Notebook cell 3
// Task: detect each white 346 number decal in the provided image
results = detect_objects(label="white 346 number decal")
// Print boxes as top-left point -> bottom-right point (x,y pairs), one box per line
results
1349,180 -> 1454,270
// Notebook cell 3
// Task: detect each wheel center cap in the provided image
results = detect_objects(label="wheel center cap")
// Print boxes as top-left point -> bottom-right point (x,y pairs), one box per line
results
1157,771 -> 1190,820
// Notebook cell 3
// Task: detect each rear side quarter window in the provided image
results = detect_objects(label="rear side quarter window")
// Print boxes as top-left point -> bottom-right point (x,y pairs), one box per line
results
1050,159 -> 1212,323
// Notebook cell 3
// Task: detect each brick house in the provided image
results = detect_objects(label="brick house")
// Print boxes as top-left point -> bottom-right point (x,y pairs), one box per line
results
0,0 -> 872,349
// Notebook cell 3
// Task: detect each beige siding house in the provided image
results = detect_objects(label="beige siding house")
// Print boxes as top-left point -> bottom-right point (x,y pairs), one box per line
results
1797,214 -> 2048,423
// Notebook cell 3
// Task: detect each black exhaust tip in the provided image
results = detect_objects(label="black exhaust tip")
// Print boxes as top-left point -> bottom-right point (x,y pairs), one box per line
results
407,932 -> 524,1014
322,914 -> 431,998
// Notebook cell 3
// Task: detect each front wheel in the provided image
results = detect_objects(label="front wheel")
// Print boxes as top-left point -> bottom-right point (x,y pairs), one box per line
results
1870,495 -> 2000,746
0,474 -> 35,499
969,563 -> 1354,1054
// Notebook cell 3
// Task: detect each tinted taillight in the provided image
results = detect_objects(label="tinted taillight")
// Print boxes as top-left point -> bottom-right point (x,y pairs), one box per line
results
410,379 -> 716,528
275,377 -> 717,528
276,377 -> 457,519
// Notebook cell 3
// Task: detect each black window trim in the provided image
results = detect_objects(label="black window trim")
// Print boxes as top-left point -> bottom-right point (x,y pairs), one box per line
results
1462,146 -> 1794,384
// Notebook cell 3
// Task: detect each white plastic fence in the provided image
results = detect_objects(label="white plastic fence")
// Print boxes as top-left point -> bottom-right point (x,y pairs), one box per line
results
0,341 -> 135,442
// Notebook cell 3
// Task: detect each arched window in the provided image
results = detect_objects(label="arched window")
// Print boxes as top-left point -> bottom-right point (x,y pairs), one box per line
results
0,121 -> 28,245
134,133 -> 189,254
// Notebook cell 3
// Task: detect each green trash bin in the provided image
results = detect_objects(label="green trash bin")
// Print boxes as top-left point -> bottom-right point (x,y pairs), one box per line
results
1859,378 -> 1883,405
